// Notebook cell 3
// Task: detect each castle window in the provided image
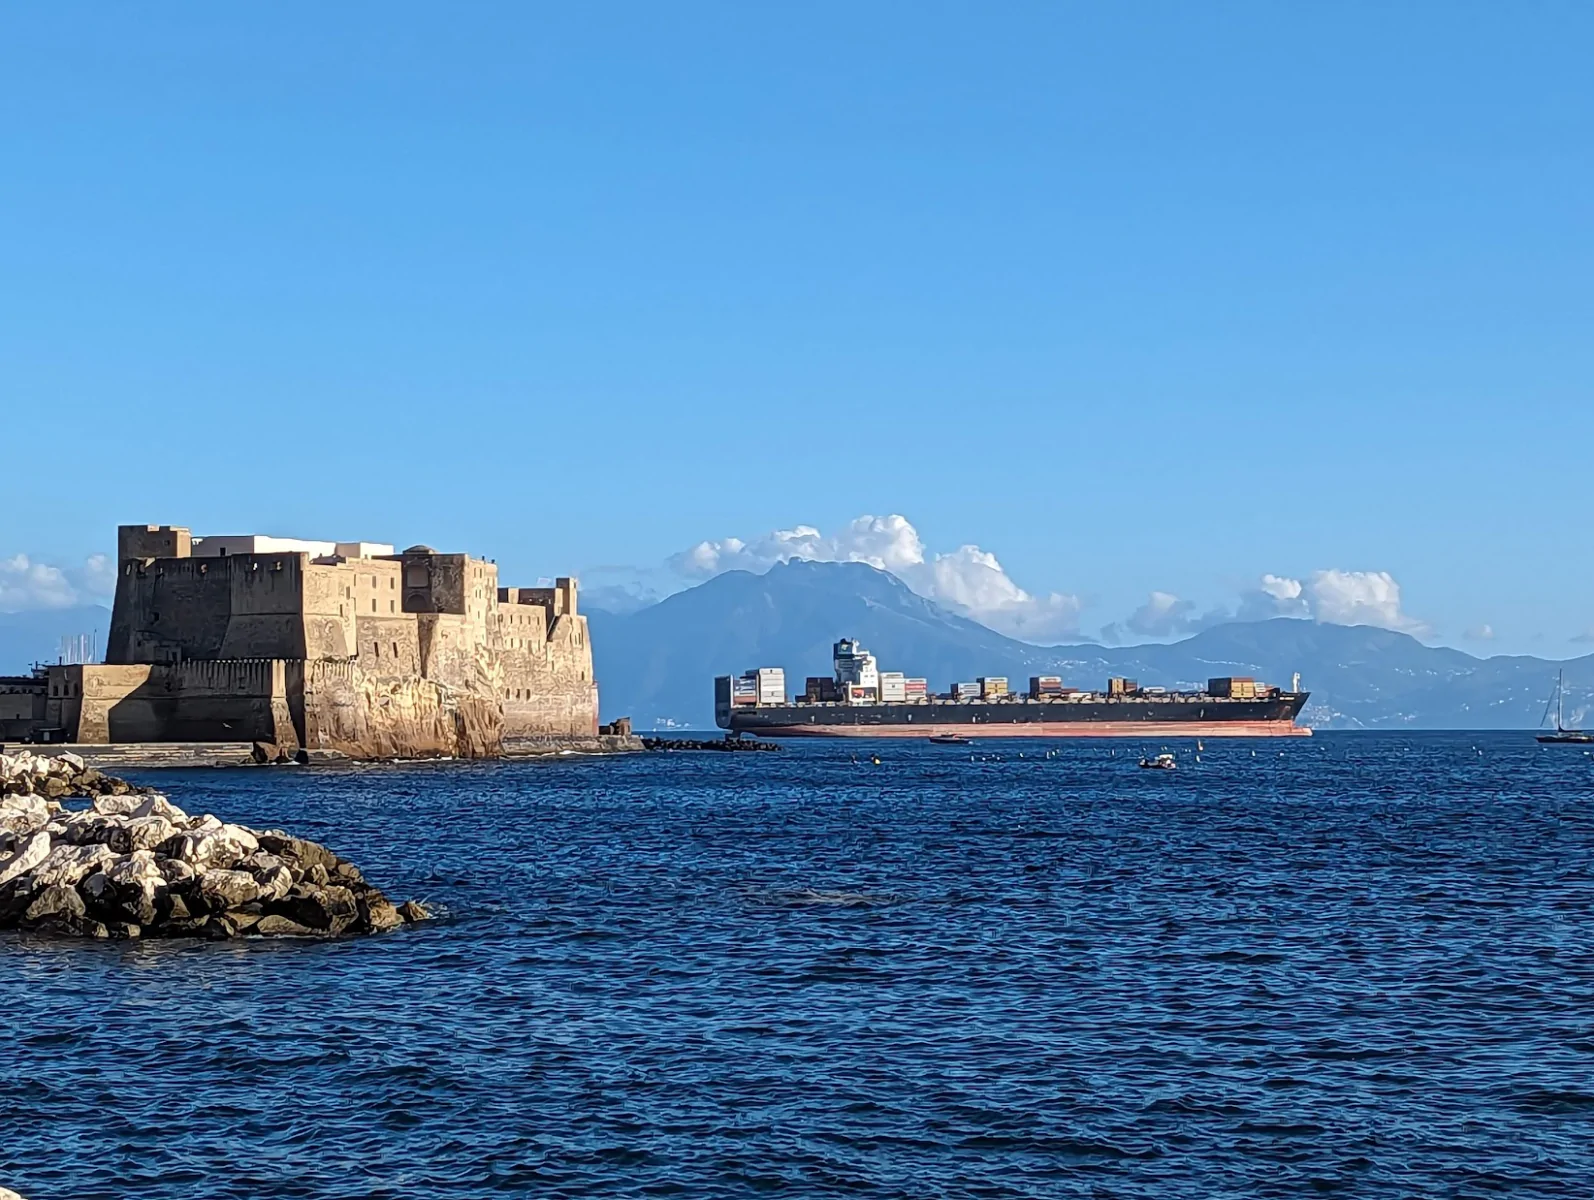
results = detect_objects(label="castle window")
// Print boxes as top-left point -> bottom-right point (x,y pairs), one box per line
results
372,599 -> 377,612
372,642 -> 380,659
390,600 -> 395,613
392,641 -> 399,656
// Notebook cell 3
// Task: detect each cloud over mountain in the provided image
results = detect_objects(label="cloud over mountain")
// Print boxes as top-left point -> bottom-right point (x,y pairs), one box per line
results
1105,569 -> 1430,644
670,514 -> 1084,641
0,553 -> 114,613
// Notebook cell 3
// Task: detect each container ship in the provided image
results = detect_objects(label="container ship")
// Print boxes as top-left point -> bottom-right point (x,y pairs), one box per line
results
716,638 -> 1311,738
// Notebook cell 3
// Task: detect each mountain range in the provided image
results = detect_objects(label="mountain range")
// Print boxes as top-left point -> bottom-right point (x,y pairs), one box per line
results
0,605 -> 112,677
589,561 -> 1593,731
5,575 -> 1586,733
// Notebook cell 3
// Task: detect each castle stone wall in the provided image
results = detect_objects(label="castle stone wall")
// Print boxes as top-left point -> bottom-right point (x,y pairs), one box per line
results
300,560 -> 356,659
44,662 -> 295,747
88,524 -> 604,757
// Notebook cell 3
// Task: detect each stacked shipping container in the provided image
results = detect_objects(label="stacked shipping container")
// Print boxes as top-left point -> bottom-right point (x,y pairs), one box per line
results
804,676 -> 840,702
755,668 -> 786,705
1208,677 -> 1262,699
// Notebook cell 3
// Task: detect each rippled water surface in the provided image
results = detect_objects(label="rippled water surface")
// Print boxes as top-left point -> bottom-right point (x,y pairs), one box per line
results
5,733 -> 1594,1198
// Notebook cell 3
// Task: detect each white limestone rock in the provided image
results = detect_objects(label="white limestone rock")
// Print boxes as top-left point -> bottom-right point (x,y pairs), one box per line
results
23,883 -> 86,924
108,850 -> 165,888
0,795 -> 48,839
163,826 -> 255,869
58,811 -> 124,846
1,768 -> 428,941
158,857 -> 196,886
219,823 -> 260,854
29,843 -> 116,889
0,832 -> 52,888
0,794 -> 47,820
114,815 -> 177,854
257,864 -> 294,903
92,794 -> 145,817
132,794 -> 188,824
198,868 -> 260,909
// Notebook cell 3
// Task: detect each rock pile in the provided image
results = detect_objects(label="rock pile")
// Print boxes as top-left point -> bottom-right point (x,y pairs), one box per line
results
0,750 -> 427,940
640,735 -> 781,752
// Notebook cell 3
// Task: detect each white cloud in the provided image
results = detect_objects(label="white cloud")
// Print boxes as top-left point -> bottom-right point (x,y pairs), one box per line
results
1237,573 -> 1311,620
670,514 -> 1082,641
1101,590 -> 1202,642
671,515 -> 926,578
1303,569 -> 1428,634
81,554 -> 116,598
671,516 -> 1434,647
1106,568 -> 1430,643
1464,624 -> 1496,641
0,553 -> 116,613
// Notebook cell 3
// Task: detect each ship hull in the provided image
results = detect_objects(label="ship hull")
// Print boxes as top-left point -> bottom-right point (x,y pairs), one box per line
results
738,720 -> 1309,739
721,694 -> 1312,738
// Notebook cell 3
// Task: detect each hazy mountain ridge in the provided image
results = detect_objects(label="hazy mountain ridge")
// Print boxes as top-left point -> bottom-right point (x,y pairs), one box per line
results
0,606 -> 113,676
590,561 -> 1594,730
6,579 -> 1584,734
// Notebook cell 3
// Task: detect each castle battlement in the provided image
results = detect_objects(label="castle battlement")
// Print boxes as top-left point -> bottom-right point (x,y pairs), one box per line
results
62,524 -> 602,757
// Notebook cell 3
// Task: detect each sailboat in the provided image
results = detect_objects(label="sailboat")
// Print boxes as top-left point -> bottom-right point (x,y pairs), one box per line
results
1536,671 -> 1593,744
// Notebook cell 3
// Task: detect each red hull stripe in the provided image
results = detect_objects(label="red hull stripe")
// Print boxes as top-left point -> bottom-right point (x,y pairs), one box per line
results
746,721 -> 1312,739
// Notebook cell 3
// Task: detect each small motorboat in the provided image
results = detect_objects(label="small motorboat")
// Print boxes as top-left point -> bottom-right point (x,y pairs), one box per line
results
928,734 -> 972,746
1138,753 -> 1177,770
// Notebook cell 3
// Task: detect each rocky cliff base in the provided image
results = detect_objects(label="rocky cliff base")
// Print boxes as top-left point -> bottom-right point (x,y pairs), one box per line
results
0,751 -> 427,940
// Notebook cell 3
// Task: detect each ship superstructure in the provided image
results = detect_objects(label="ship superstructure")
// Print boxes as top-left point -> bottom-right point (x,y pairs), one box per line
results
715,638 -> 1311,738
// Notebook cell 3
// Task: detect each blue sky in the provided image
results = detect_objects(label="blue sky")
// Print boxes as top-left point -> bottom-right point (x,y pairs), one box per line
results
3,3 -> 1590,653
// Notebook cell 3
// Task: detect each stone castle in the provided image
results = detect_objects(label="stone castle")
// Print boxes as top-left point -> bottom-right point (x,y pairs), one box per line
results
29,525 -> 600,757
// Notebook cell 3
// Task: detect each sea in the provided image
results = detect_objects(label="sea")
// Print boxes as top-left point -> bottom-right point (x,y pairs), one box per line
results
3,732 -> 1593,1198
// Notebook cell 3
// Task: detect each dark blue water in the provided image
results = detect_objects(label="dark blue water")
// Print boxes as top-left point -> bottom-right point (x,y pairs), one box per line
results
4,733 -> 1594,1198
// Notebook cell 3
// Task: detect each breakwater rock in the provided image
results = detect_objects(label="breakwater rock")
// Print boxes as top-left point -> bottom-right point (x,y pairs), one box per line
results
0,751 -> 427,941
640,736 -> 781,752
